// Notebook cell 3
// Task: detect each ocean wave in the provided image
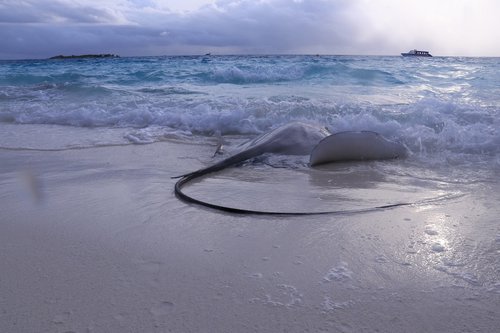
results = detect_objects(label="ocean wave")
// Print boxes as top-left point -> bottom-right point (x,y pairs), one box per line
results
1,55 -> 499,159
0,72 -> 92,85
1,90 -> 498,156
197,62 -> 404,85
136,86 -> 205,95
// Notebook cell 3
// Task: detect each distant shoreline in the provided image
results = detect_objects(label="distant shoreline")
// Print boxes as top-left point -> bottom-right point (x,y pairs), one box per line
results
49,54 -> 119,60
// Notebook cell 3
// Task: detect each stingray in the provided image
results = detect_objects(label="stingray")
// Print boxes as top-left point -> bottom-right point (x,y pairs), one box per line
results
173,121 -> 409,215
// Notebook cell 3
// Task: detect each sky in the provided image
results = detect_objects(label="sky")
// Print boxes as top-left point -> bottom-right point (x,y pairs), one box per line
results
0,0 -> 499,59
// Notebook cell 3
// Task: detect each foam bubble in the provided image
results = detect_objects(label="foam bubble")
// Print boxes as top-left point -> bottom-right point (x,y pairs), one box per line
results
424,225 -> 439,235
321,296 -> 354,312
250,284 -> 303,308
323,262 -> 353,282
431,242 -> 446,252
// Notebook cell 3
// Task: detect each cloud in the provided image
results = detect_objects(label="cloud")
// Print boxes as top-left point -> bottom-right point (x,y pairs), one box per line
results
0,0 -> 128,24
0,0 -> 364,58
0,0 -> 499,59
159,0 -> 360,53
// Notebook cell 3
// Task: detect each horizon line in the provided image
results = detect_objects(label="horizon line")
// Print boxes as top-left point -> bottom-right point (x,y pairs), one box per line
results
2,53 -> 499,61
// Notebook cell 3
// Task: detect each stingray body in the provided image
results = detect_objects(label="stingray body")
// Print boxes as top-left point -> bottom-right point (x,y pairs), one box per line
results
175,122 -> 331,179
173,121 -> 409,214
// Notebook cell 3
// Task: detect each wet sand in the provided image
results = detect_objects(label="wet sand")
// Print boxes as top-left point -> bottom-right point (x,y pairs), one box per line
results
1,141 -> 499,332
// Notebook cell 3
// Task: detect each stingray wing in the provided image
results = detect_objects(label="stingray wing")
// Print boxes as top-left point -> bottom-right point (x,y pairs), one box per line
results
309,131 -> 407,166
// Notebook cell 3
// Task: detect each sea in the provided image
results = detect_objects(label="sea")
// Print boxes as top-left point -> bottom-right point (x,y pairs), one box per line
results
1,55 -> 499,179
2,55 -> 500,332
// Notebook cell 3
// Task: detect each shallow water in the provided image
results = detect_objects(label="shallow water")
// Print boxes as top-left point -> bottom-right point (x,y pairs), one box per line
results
1,139 -> 499,332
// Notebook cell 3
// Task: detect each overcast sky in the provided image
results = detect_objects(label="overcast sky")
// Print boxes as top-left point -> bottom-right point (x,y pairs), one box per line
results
1,0 -> 499,59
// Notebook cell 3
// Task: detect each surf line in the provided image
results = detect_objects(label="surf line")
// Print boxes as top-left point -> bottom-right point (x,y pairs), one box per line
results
172,121 -> 411,215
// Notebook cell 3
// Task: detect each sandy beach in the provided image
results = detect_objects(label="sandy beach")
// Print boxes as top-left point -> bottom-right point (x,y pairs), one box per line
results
1,133 -> 499,333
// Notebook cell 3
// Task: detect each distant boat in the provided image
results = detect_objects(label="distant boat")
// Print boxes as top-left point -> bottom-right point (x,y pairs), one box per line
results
401,49 -> 432,57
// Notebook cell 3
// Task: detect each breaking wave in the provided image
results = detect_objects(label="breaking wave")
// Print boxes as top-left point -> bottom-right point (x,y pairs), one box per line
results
1,55 -> 499,159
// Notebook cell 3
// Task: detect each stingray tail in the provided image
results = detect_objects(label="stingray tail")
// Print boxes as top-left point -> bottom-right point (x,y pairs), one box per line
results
171,152 -> 240,179
174,168 -> 415,215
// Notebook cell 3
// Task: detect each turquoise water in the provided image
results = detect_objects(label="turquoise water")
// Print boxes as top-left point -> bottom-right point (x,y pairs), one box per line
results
1,55 -> 499,160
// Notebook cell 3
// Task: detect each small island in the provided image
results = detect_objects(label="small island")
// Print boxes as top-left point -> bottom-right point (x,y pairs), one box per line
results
49,54 -> 120,60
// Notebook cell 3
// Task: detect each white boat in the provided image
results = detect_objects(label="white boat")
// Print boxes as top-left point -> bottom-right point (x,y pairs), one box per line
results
401,49 -> 432,57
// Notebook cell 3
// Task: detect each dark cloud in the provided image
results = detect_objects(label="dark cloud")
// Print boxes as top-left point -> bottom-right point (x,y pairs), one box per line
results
0,0 -> 369,59
164,0 -> 358,53
0,0 -> 123,24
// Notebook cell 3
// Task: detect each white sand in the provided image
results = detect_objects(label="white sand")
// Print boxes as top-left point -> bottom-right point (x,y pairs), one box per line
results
1,140 -> 500,332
